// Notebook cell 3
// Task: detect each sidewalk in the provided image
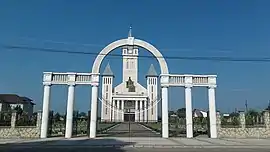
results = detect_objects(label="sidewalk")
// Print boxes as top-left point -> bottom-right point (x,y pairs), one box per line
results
1,137 -> 270,148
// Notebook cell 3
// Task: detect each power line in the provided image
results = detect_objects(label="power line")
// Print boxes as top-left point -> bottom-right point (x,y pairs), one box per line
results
17,36 -> 233,53
2,44 -> 270,62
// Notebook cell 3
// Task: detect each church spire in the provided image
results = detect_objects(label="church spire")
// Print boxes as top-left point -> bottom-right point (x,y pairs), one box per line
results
102,63 -> 114,76
146,64 -> 158,77
128,26 -> 132,37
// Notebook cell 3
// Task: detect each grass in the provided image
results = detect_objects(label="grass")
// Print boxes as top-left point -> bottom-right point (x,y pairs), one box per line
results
142,122 -> 162,132
97,122 -> 119,133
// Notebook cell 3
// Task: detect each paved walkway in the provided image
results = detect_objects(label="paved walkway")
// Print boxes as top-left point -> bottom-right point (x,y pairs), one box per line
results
100,122 -> 160,137
1,137 -> 270,148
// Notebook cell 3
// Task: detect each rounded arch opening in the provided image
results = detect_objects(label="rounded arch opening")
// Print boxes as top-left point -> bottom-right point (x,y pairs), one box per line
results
91,38 -> 169,75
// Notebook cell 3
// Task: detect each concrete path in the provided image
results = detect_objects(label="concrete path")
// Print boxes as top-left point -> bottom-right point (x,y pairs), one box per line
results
100,122 -> 160,137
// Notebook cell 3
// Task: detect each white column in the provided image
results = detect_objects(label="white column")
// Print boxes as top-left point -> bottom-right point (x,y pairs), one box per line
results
90,85 -> 98,138
40,85 -> 51,138
208,86 -> 217,138
112,100 -> 115,121
139,100 -> 143,122
135,100 -> 138,122
185,86 -> 193,138
109,98 -> 112,122
117,100 -> 120,122
121,100 -> 124,122
65,85 -> 75,138
144,100 -> 147,122
161,87 -> 169,138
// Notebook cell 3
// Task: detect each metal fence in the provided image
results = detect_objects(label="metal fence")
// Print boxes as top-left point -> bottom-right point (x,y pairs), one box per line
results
221,116 -> 241,128
245,114 -> 265,128
16,112 -> 37,126
0,111 -> 12,126
48,111 -> 66,137
193,117 -> 208,135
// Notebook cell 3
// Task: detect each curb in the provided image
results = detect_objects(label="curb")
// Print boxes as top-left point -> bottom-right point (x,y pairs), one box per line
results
2,144 -> 270,149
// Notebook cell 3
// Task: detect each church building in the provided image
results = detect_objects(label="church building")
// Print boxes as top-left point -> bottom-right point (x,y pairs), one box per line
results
101,30 -> 158,122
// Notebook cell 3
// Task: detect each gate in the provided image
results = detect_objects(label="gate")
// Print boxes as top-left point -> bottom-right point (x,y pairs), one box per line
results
47,111 -> 66,137
72,111 -> 88,136
169,116 -> 186,137
193,117 -> 208,137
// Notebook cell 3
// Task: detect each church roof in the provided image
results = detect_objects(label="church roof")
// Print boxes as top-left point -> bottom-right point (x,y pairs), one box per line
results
102,63 -> 114,76
146,64 -> 158,77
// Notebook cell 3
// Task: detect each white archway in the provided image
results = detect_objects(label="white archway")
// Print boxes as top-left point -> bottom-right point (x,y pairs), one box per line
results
91,38 -> 169,74
89,36 -> 170,138
40,34 -> 217,139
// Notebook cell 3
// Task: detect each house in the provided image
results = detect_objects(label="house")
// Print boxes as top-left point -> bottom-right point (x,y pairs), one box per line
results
0,94 -> 35,115
193,109 -> 208,118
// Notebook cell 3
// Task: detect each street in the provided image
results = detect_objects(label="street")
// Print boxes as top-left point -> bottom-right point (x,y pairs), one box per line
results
1,146 -> 270,152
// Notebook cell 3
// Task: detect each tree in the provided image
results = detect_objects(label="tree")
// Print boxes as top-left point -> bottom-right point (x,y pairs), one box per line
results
176,108 -> 186,118
78,112 -> 87,118
246,109 -> 259,117
265,100 -> 270,110
229,112 -> 239,117
168,111 -> 175,116
54,112 -> 61,122
14,105 -> 23,115
245,109 -> 260,126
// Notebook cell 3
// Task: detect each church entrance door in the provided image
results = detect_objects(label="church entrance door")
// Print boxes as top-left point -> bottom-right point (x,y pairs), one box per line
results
124,113 -> 135,122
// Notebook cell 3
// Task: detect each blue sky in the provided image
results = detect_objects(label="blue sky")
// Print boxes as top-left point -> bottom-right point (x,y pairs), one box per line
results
0,0 -> 270,114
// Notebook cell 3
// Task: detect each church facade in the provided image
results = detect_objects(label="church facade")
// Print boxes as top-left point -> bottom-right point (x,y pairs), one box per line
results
101,46 -> 158,122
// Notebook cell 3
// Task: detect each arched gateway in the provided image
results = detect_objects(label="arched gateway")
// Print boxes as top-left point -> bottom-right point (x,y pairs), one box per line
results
40,29 -> 217,139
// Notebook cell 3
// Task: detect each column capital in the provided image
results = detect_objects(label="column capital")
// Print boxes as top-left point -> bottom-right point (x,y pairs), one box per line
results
208,76 -> 217,86
185,84 -> 193,88
43,72 -> 53,86
161,85 -> 169,88
43,82 -> 52,86
91,73 -> 100,86
208,85 -> 217,89
160,74 -> 169,87
67,73 -> 76,86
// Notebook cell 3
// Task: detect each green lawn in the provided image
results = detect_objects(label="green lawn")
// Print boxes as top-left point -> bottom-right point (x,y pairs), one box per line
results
97,122 -> 118,132
143,122 -> 162,132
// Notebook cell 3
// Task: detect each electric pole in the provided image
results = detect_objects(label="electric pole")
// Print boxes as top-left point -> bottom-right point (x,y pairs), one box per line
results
245,100 -> 248,112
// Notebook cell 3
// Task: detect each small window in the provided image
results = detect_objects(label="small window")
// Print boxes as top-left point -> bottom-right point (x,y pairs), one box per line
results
126,60 -> 129,69
106,93 -> 108,99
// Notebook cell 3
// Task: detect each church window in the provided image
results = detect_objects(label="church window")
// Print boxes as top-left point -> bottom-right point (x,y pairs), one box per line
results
151,86 -> 153,92
126,60 -> 129,69
106,85 -> 108,92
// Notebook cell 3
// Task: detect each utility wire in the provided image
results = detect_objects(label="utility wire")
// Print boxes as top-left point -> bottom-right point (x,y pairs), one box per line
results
2,44 -> 270,62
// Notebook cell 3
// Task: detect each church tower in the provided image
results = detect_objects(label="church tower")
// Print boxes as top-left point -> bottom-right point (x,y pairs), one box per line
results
122,27 -> 139,86
146,64 -> 158,122
101,63 -> 114,122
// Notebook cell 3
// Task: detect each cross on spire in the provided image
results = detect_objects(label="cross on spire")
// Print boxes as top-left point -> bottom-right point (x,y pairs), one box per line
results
128,26 -> 132,37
